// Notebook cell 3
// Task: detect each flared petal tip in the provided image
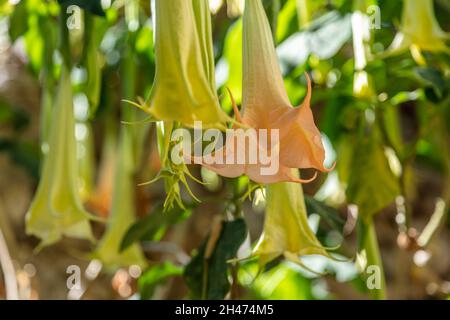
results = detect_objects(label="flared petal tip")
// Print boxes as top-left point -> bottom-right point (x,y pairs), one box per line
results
322,161 -> 336,173
288,171 -> 318,184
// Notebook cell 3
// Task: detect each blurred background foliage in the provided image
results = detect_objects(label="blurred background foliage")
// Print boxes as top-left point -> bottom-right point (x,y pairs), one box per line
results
0,0 -> 449,300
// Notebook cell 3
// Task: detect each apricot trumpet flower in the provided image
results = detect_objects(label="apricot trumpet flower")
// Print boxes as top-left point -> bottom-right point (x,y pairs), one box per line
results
25,67 -> 94,248
194,0 -> 334,184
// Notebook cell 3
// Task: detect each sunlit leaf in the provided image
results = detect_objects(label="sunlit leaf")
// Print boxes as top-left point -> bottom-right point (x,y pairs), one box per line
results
219,18 -> 243,108
277,11 -> 352,68
346,125 -> 400,219
414,67 -> 447,101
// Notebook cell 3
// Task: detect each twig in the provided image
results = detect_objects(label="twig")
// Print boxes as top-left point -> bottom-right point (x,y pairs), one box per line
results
0,228 -> 18,300
358,216 -> 387,300
417,198 -> 447,248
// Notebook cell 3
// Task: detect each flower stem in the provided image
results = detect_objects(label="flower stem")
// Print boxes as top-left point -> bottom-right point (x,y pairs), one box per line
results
58,6 -> 71,69
358,216 -> 387,300
0,229 -> 18,300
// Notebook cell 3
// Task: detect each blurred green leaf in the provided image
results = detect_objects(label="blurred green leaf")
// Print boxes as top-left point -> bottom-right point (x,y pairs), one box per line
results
138,262 -> 183,300
0,99 -> 29,130
24,16 -> 44,72
219,19 -> 243,108
276,0 -> 299,42
135,23 -> 154,58
414,67 -> 447,101
346,124 -> 400,219
81,14 -> 102,116
9,0 -> 28,42
252,262 -> 315,299
305,196 -> 345,233
184,219 -> 247,300
380,104 -> 404,157
263,0 -> 280,41
120,203 -> 192,252
277,11 -> 351,68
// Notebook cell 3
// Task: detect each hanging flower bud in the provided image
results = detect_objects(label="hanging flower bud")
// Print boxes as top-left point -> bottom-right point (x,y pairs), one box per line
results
386,0 -> 449,64
26,67 -> 94,248
140,0 -> 231,128
93,130 -> 147,269
252,170 -> 332,267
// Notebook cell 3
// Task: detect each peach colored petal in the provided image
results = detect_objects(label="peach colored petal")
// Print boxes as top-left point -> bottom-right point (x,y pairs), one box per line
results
190,132 -> 318,184
192,0 -> 333,184
274,74 -> 334,172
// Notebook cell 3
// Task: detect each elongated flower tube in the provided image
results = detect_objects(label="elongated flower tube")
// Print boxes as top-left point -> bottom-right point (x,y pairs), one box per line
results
26,67 -> 94,248
252,170 -> 331,267
141,0 -> 230,128
386,0 -> 449,64
93,130 -> 147,269
194,0 -> 333,184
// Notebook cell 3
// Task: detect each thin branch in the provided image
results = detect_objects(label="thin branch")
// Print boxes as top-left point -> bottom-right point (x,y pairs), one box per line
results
417,198 -> 447,248
0,229 -> 18,300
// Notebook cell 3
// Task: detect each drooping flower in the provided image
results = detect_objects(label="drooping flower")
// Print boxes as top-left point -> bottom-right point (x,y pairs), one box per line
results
194,0 -> 333,184
93,130 -> 147,269
385,0 -> 449,64
252,170 -> 332,267
26,67 -> 94,248
138,0 -> 230,128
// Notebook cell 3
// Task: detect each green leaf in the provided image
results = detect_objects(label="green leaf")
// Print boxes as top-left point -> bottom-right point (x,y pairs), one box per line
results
346,125 -> 400,219
250,261 -> 315,299
307,11 -> 352,58
263,0 -> 280,41
184,219 -> 247,300
24,16 -> 44,72
276,0 -> 299,42
380,104 -> 404,158
58,0 -> 105,16
120,203 -> 192,252
138,262 -> 183,300
0,139 -> 40,181
81,14 -> 103,116
414,67 -> 447,100
277,11 -> 352,68
304,196 -> 345,233
9,0 -> 28,42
